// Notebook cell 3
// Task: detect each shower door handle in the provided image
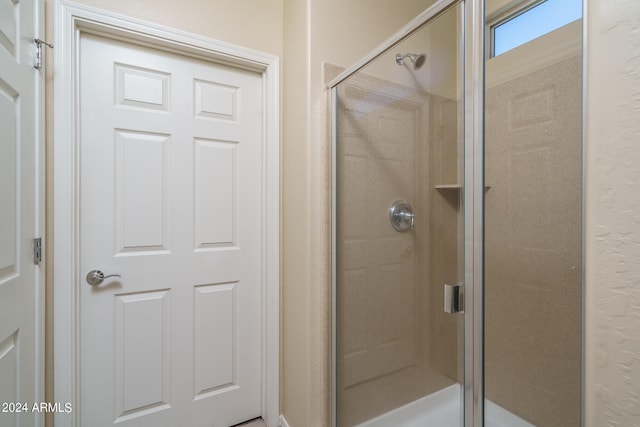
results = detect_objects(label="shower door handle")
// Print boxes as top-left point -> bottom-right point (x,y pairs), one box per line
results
444,283 -> 464,314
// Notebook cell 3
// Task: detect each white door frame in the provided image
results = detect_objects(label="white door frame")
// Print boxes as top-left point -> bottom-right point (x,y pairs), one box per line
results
52,2 -> 280,426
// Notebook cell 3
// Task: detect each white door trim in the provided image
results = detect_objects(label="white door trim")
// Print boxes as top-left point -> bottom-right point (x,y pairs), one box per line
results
52,2 -> 280,426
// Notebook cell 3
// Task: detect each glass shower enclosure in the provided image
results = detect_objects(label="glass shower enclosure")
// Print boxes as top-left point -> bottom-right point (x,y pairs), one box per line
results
329,0 -> 583,425
330,2 -> 466,426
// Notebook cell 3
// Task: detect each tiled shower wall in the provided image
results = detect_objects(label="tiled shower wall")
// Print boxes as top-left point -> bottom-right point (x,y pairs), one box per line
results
484,54 -> 583,427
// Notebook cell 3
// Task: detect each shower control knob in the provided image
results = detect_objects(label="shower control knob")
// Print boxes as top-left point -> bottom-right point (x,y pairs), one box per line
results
389,200 -> 415,232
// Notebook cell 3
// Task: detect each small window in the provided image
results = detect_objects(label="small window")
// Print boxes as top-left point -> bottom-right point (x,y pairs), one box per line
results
490,0 -> 582,57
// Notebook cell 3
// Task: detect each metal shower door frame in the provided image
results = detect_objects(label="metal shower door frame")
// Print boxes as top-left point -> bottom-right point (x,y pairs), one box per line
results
463,0 -> 485,425
328,0 -> 485,425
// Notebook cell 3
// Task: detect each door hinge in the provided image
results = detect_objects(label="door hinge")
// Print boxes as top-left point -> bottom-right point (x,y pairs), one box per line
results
33,238 -> 43,264
444,282 -> 464,314
34,38 -> 54,69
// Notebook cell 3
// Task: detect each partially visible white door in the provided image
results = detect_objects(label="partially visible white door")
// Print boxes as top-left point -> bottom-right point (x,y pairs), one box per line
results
0,0 -> 44,426
79,33 -> 263,426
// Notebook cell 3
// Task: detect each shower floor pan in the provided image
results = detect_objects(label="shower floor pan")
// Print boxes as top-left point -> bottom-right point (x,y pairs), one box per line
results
357,384 -> 534,427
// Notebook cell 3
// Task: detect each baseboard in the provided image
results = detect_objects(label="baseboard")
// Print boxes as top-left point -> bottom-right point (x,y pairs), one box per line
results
279,415 -> 290,427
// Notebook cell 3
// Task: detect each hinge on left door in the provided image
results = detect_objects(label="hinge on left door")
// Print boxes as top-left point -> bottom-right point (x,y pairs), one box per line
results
34,38 -> 54,69
33,238 -> 43,264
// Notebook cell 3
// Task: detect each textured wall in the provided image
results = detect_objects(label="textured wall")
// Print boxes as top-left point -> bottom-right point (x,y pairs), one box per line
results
585,1 -> 640,426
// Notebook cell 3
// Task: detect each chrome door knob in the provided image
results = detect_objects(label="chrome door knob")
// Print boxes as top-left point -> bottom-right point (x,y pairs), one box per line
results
86,270 -> 121,286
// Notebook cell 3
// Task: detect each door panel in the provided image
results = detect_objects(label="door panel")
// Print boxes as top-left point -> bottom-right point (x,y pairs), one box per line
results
113,290 -> 171,420
79,33 -> 262,427
0,0 -> 42,426
193,283 -> 237,397
194,139 -> 237,248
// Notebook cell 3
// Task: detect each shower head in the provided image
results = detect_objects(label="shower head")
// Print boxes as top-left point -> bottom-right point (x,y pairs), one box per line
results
395,52 -> 426,70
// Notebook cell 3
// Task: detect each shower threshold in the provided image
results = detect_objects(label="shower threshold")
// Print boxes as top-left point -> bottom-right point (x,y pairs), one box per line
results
356,384 -> 534,427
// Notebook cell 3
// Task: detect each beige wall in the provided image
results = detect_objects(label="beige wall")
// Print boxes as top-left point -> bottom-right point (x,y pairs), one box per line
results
585,1 -> 640,426
45,0 -> 284,56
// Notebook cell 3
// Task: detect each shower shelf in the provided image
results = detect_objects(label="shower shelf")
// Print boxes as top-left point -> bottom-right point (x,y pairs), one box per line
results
434,184 -> 461,189
434,184 -> 491,190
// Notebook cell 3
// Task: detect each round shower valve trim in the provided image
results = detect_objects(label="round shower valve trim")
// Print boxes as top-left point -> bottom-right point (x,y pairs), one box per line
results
389,200 -> 415,232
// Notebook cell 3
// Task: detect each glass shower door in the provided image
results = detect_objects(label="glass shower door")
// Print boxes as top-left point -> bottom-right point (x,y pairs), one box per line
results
332,3 -> 465,426
483,1 -> 584,425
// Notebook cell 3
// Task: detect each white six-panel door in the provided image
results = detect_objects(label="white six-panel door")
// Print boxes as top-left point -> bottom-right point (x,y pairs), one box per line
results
78,32 -> 263,426
0,0 -> 43,426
